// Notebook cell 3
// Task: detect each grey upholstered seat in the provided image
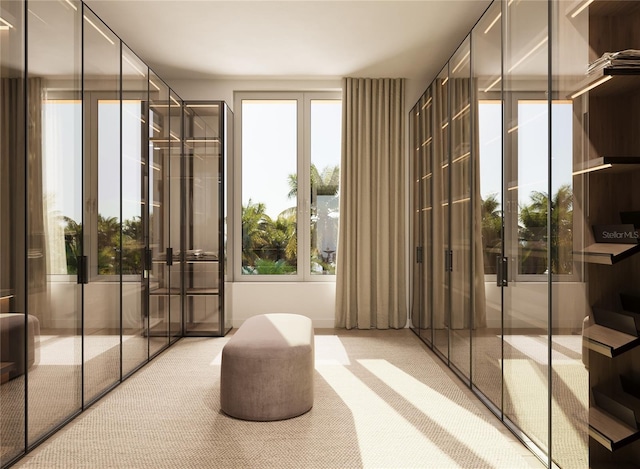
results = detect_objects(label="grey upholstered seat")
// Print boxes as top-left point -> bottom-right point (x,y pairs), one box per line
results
220,313 -> 314,421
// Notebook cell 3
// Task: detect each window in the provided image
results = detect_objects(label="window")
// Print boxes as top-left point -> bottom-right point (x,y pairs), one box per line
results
237,92 -> 342,280
478,98 -> 573,278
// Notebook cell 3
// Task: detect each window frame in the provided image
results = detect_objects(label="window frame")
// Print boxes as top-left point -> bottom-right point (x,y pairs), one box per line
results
234,91 -> 341,282
506,94 -> 578,282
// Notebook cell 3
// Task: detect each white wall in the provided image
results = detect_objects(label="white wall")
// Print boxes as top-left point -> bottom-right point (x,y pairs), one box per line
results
169,78 -> 341,111
229,282 -> 336,328
484,281 -> 588,330
169,77 -> 431,117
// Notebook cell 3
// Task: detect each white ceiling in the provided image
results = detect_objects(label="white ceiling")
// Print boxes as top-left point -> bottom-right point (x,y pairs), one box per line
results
83,0 -> 493,83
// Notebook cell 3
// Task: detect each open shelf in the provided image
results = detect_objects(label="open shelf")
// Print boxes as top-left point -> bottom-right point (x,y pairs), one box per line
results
576,243 -> 640,265
589,406 -> 640,451
185,288 -> 219,295
570,68 -> 640,99
573,156 -> 640,175
149,287 -> 181,296
590,383 -> 640,451
583,323 -> 640,357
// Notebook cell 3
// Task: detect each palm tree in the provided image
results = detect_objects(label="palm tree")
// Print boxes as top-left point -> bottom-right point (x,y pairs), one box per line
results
242,200 -> 272,269
519,184 -> 573,275
63,217 -> 82,274
481,193 -> 502,274
98,215 -> 120,274
122,216 -> 143,274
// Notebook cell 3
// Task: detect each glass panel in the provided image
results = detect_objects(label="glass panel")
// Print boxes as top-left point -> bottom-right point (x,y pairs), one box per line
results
310,99 -> 340,275
168,91 -> 182,341
184,103 -> 222,335
410,100 -> 422,334
27,0 -> 82,444
121,45 -> 148,376
83,7 -> 121,404
223,104 -> 233,332
0,0 -> 26,463
148,71 -> 170,356
433,65 -> 450,361
449,36 -> 472,381
551,2 -> 591,468
421,86 -> 434,346
471,0 -> 503,412
241,100 -> 297,275
503,0 -> 550,456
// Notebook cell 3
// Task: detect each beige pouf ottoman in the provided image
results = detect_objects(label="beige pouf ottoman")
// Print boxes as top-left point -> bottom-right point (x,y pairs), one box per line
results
220,313 -> 314,421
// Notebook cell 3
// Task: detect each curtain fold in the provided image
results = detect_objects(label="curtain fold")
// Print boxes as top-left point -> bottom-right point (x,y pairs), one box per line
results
335,78 -> 407,330
1,79 -> 26,311
27,78 -> 47,321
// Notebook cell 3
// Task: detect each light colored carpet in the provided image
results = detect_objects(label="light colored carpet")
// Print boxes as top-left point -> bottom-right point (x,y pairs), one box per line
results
14,329 -> 544,469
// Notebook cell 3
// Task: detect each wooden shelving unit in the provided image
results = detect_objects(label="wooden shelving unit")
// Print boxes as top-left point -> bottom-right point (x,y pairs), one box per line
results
577,243 -> 640,265
574,2 -> 640,464
583,324 -> 640,357
589,406 -> 640,451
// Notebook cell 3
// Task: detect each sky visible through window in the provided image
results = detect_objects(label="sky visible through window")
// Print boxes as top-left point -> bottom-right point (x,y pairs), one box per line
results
242,99 -> 342,219
478,100 -> 572,205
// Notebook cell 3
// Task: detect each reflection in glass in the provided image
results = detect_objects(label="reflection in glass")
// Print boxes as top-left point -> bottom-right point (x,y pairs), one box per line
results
184,103 -> 222,335
0,1 -> 26,463
421,87 -> 434,346
148,71 -> 170,356
503,0 -> 549,455
310,100 -> 341,275
471,0 -> 503,413
169,91 -> 182,341
551,2 -> 589,467
83,7 -> 121,404
121,45 -> 148,376
410,96 -> 424,335
449,36 -> 472,381
433,65 -> 450,362
223,104 -> 234,333
27,0 -> 82,445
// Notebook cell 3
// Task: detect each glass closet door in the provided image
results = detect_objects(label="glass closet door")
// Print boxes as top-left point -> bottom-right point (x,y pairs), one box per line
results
82,7 -> 122,404
121,46 -> 149,376
433,65 -> 451,361
148,72 -> 170,356
168,92 -> 182,341
471,0 -> 503,414
0,1 -> 26,465
503,0 -> 550,456
410,90 -> 434,345
26,0 -> 82,445
449,37 -> 472,381
184,103 -> 222,336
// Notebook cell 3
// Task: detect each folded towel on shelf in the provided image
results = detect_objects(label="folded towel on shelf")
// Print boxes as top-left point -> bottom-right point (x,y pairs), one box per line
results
588,49 -> 640,74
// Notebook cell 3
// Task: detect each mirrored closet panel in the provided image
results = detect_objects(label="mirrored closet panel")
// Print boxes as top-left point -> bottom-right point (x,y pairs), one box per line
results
502,0 -> 550,455
0,1 -> 26,465
0,2 -> 232,466
148,70 -> 172,357
433,64 -> 451,363
471,0 -> 503,415
83,5 -> 122,406
183,102 -> 232,337
409,1 -> 614,467
120,45 -> 149,377
449,36 -> 472,382
26,0 -> 83,445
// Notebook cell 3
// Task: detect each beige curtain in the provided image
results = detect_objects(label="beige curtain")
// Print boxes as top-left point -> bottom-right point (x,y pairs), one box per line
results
27,78 -> 47,319
335,78 -> 407,330
431,77 -> 486,331
1,79 -> 26,311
